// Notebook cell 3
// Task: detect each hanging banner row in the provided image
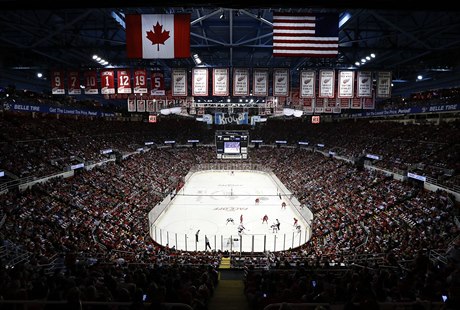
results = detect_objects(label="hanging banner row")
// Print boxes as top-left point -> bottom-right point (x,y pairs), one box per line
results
50,69 -> 392,99
126,94 -> 375,114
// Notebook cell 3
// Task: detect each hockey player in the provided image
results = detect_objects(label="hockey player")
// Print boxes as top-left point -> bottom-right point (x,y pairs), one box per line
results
262,214 -> 269,224
293,217 -> 298,227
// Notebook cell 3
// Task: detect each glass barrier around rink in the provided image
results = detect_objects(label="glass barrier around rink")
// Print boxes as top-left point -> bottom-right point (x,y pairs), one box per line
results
149,224 -> 311,253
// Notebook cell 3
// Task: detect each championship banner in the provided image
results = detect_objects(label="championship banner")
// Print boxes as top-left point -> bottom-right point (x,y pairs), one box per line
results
253,68 -> 269,96
172,68 -> 188,97
146,97 -> 156,112
51,71 -> 65,95
84,71 -> 98,94
338,70 -> 354,98
100,70 -> 115,94
302,98 -> 314,113
357,71 -> 372,98
351,96 -> 362,109
157,98 -> 166,110
192,68 -> 208,96
376,71 -> 392,98
67,71 -> 81,95
363,95 -> 375,109
319,70 -> 335,98
290,89 -> 300,107
117,69 -> 132,94
127,96 -> 136,112
273,68 -> 289,97
339,98 -> 351,109
137,99 -> 146,112
233,68 -> 249,96
300,70 -> 315,98
315,97 -> 325,113
134,69 -> 148,94
186,96 -> 194,107
213,68 -> 229,96
151,70 -> 165,96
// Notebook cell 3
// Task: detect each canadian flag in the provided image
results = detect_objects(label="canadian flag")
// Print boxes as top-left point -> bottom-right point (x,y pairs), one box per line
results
126,14 -> 190,59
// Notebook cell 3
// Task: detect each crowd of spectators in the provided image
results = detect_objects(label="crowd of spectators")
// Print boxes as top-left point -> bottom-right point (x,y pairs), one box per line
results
0,111 -> 459,309
1,112 -> 459,187
1,144 -> 459,308
376,86 -> 460,110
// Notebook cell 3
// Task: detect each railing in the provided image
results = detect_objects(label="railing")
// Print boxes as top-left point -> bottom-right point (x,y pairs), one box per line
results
0,240 -> 32,267
429,249 -> 448,265
426,175 -> 460,194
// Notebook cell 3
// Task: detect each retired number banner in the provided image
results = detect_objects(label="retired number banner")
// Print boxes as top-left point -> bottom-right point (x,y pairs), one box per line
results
117,69 -> 132,94
67,71 -> 81,95
51,71 -> 65,95
133,69 -> 148,94
101,70 -> 115,94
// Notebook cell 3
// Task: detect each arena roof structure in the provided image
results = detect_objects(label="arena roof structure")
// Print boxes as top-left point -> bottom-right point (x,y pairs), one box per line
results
1,0 -> 460,97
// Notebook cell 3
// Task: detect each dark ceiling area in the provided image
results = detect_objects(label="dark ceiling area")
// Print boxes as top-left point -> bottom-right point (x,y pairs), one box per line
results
1,1 -> 460,97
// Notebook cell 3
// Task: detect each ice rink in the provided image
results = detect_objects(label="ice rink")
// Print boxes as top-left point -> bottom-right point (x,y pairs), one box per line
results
149,170 -> 311,252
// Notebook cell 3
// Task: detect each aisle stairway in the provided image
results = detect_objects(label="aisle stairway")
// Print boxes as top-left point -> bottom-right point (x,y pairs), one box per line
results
208,269 -> 250,310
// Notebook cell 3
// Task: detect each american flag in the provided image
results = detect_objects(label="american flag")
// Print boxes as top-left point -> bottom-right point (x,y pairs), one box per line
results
273,13 -> 339,57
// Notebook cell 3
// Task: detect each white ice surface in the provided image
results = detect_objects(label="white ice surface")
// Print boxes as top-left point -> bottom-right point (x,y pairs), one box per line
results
152,170 -> 310,252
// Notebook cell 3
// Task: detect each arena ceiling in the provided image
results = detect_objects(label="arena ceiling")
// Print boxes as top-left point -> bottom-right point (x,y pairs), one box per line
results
1,0 -> 460,97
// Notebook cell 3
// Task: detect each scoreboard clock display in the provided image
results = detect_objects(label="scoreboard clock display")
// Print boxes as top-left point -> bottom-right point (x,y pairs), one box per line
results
215,130 -> 249,159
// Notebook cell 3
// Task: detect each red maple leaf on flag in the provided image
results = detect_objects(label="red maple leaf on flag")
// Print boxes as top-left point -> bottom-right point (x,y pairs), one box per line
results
146,22 -> 170,51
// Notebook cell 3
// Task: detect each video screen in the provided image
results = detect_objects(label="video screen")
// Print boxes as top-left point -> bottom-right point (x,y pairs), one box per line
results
224,141 -> 240,154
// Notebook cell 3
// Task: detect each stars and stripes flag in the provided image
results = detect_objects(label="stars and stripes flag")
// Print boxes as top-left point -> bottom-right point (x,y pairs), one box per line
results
273,13 -> 339,57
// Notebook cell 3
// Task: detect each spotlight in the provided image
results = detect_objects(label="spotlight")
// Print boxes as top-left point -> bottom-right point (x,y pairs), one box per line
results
220,12 -> 225,19
417,75 -> 423,80
355,62 -> 360,66
37,72 -> 43,78
370,53 -> 376,58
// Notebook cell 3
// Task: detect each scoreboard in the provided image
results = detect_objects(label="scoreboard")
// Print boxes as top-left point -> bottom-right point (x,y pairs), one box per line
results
215,130 -> 249,159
